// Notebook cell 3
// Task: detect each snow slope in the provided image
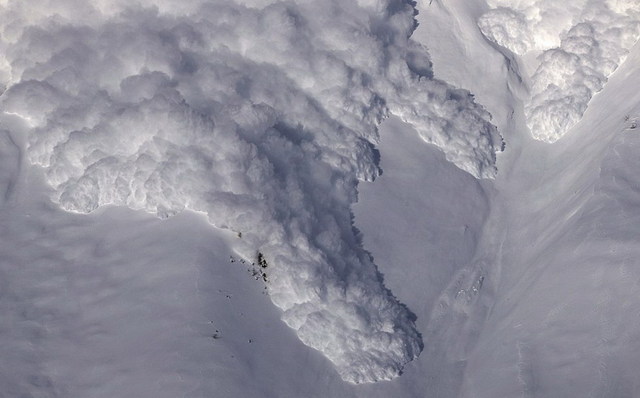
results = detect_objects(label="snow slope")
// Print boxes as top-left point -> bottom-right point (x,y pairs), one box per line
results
405,1 -> 640,395
2,0 -> 640,396
460,39 -> 640,397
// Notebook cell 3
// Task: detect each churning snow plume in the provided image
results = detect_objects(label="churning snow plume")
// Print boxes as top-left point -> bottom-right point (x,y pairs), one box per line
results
479,0 -> 640,142
0,0 -> 501,383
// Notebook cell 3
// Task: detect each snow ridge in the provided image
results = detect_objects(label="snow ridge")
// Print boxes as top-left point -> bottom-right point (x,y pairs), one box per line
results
479,0 -> 640,142
0,0 -> 501,383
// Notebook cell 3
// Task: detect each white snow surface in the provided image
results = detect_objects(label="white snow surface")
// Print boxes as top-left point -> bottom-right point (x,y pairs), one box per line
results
2,0 -> 640,396
479,0 -> 640,142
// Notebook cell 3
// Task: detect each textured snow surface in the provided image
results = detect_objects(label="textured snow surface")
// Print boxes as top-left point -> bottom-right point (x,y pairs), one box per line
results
479,0 -> 640,142
0,0 -> 503,384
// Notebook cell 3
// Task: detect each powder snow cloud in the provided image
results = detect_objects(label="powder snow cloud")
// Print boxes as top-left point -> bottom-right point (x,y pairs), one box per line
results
479,0 -> 640,142
0,0 -> 502,383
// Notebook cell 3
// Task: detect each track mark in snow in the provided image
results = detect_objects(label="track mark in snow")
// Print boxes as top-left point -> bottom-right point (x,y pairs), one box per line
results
515,340 -> 535,398
424,262 -> 492,362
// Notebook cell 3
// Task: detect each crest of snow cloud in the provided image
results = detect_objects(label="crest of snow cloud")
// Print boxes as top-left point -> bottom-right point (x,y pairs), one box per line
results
479,0 -> 640,142
0,0 -> 501,383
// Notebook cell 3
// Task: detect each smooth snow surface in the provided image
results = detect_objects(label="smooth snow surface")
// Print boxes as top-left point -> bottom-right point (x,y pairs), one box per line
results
2,0 -> 640,396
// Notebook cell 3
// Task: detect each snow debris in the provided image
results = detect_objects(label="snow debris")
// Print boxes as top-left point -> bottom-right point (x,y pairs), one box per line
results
479,0 -> 640,142
0,0 -> 501,383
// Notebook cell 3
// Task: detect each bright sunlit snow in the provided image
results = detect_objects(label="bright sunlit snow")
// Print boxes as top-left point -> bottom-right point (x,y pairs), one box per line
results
1,0 -> 640,396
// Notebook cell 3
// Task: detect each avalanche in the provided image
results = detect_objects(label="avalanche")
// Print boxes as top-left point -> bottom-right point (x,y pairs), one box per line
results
2,0 -> 640,395
0,0 -> 501,384
479,0 -> 640,142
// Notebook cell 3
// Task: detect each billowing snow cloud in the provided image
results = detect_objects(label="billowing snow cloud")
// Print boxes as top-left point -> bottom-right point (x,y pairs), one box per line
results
479,0 -> 640,142
0,0 -> 501,383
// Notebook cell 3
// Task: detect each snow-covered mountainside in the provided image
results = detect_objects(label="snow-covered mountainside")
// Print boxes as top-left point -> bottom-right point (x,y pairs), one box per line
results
1,0 -> 640,396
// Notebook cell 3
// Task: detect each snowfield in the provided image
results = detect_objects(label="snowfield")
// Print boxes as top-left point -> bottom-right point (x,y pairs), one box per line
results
1,0 -> 640,396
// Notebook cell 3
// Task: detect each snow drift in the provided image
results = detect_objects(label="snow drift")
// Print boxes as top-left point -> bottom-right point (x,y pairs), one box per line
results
0,0 -> 502,383
479,0 -> 640,142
